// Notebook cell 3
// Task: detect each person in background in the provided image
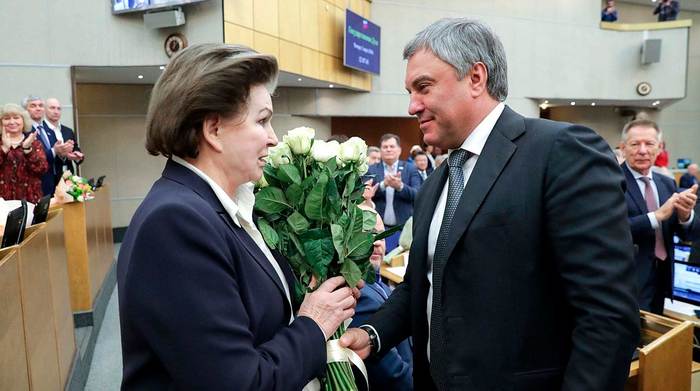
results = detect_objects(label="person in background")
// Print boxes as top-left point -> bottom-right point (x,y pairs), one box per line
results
414,151 -> 432,184
44,98 -> 84,179
117,43 -> 359,390
654,0 -> 680,22
407,144 -> 423,164
601,0 -> 618,22
351,204 -> 413,390
0,104 -> 48,203
367,146 -> 381,166
433,153 -> 448,167
422,143 -> 437,169
680,163 -> 699,189
620,119 -> 699,314
652,140 -> 673,178
22,95 -> 62,196
326,134 -> 349,143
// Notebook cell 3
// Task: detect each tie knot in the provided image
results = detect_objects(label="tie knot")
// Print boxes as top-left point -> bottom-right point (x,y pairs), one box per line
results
448,149 -> 470,168
639,176 -> 651,185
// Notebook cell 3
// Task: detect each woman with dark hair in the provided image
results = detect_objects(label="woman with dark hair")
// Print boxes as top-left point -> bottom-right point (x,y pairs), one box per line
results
0,103 -> 48,203
117,44 -> 359,390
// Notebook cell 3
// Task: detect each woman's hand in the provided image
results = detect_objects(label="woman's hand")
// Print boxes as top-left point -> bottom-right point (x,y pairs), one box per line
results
1,131 -> 12,153
298,276 -> 361,339
21,132 -> 36,150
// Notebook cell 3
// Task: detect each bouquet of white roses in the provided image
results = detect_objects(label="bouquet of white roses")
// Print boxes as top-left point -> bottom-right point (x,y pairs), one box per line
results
254,127 -> 399,391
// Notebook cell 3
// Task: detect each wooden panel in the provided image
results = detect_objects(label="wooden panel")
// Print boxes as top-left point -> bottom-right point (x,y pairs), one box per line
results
279,40 -> 302,74
99,186 -> 115,270
301,46 -> 320,79
45,210 -> 75,389
62,202 -> 91,311
335,57 -> 352,86
278,0 -> 301,44
254,32 -> 280,58
360,0 -> 370,18
0,251 -> 30,391
18,229 -> 61,391
223,0 -> 253,28
331,117 -> 422,159
334,0 -> 346,8
318,0 -> 335,55
87,195 -> 104,303
225,22 -> 255,47
332,3 -> 344,57
253,0 -> 279,37
349,0 -> 362,15
319,53 -> 336,83
639,321 -> 693,391
299,0 -> 319,51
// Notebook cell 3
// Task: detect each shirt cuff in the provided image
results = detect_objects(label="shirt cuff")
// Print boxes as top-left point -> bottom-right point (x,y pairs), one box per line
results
647,212 -> 659,230
680,210 -> 695,227
379,181 -> 386,192
361,324 -> 381,354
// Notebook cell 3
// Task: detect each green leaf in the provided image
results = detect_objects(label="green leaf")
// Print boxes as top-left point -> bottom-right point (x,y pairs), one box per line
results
325,157 -> 337,174
341,260 -> 363,288
254,187 -> 290,214
362,209 -> 378,232
278,164 -> 302,185
286,211 -> 310,234
303,238 -> 335,279
304,173 -> 328,221
362,262 -> 377,284
330,224 -> 345,260
351,205 -> 364,234
343,172 -> 358,198
301,175 -> 315,190
257,218 -> 279,249
325,178 -> 342,219
375,224 -> 404,241
285,183 -> 304,206
347,231 -> 373,258
300,228 -> 330,241
288,231 -> 306,256
263,165 -> 282,187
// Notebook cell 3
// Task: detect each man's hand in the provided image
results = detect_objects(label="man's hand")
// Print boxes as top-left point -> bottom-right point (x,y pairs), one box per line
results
654,193 -> 677,222
66,150 -> 84,161
54,140 -> 74,158
676,184 -> 698,223
340,327 -> 372,360
384,171 -> 403,190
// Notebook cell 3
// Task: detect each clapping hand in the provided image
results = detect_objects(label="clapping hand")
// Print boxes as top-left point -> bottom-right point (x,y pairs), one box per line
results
384,171 -> 403,190
21,132 -> 37,150
54,139 -> 75,158
363,179 -> 378,202
676,184 -> 698,223
1,131 -> 12,153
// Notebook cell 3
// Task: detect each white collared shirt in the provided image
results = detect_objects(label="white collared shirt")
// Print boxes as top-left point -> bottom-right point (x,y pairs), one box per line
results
425,102 -> 505,360
626,162 -> 694,228
172,156 -> 294,324
44,121 -> 65,143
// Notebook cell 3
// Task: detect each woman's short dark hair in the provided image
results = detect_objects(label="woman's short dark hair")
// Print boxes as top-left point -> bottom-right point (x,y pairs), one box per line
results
146,43 -> 278,159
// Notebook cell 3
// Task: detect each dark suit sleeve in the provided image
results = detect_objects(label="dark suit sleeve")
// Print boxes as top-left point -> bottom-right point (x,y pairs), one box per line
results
122,204 -> 325,390
395,165 -> 420,201
543,126 -> 640,390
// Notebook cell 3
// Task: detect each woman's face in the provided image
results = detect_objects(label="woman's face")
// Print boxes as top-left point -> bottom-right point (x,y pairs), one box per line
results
2,114 -> 24,135
218,84 -> 278,184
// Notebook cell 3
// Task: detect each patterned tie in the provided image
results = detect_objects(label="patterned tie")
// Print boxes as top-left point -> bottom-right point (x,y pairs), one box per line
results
36,124 -> 50,150
429,148 -> 471,383
640,177 -> 668,260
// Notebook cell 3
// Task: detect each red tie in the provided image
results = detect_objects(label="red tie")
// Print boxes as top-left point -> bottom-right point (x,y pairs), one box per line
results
640,176 -> 667,260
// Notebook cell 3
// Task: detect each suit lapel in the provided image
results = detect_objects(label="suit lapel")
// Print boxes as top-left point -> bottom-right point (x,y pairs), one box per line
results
442,107 -> 522,262
411,164 -> 448,276
622,164 -> 647,213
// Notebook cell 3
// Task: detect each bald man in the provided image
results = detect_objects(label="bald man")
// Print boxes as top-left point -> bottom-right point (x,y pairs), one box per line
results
680,164 -> 699,189
44,98 -> 84,183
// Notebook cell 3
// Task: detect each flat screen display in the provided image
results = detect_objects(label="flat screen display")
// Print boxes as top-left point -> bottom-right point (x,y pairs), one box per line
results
343,8 -> 381,75
673,260 -> 700,306
112,0 -> 208,14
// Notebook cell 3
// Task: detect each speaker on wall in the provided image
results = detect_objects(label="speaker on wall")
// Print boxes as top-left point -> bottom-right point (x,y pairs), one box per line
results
642,38 -> 662,64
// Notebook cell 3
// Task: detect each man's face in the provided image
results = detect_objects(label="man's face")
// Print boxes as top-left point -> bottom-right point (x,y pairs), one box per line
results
415,154 -> 429,171
405,49 -> 473,150
380,137 -> 401,165
620,125 -> 660,175
26,99 -> 44,122
45,99 -> 62,123
367,150 -> 381,165
688,164 -> 698,176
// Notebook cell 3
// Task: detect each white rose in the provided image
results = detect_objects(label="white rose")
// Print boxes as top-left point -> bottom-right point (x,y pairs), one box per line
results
356,161 -> 369,175
311,140 -> 340,162
283,127 -> 315,155
268,142 -> 292,167
255,174 -> 269,188
338,137 -> 368,163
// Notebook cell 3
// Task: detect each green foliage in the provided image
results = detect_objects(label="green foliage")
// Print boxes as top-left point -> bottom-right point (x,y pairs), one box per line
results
254,187 -> 290,214
278,164 -> 302,185
257,218 -> 279,249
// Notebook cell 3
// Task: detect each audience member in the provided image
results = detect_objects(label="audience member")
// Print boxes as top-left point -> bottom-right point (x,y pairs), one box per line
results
434,153 -> 448,167
613,147 -> 625,164
0,104 -> 48,203
22,95 -> 58,196
351,204 -> 413,390
620,119 -> 699,314
654,0 -> 680,21
44,98 -> 84,179
422,143 -> 437,169
601,0 -> 618,22
413,151 -> 431,183
367,146 -> 381,165
652,140 -> 673,178
407,144 -> 422,164
326,134 -> 349,143
366,133 -> 421,251
679,163 -> 699,189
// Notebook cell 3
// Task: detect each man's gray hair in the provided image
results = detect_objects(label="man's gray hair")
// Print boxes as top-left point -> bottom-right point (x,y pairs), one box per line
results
403,18 -> 508,101
21,95 -> 43,109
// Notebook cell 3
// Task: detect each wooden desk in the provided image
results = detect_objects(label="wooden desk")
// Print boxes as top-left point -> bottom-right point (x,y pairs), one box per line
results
380,264 -> 404,284
0,248 -> 30,391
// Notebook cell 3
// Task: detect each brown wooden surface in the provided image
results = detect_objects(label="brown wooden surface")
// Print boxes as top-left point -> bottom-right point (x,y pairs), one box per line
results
380,263 -> 404,284
331,117 -> 423,159
46,209 -> 76,388
18,229 -> 61,391
61,200 -> 91,311
0,250 -> 30,391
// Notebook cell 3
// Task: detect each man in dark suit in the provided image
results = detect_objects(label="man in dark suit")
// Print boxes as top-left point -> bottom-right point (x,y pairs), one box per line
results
44,98 -> 84,181
366,133 -> 421,250
619,119 -> 699,315
414,151 -> 432,184
342,18 -> 639,390
679,163 -> 699,189
22,95 -> 58,196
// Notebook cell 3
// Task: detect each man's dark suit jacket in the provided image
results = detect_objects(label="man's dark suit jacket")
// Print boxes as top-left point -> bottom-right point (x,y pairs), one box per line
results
350,277 -> 413,390
117,160 -> 326,390
367,160 -> 421,225
367,106 -> 639,390
34,122 -> 57,196
622,164 -> 700,312
679,172 -> 698,189
44,121 -> 83,179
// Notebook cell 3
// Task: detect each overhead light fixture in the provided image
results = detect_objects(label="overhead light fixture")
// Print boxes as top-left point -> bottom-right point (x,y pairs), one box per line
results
591,102 -> 596,106
329,84 -> 335,88
570,101 -> 576,106
543,100 -> 549,104
159,65 -> 165,70
137,75 -> 144,79
297,78 -> 303,82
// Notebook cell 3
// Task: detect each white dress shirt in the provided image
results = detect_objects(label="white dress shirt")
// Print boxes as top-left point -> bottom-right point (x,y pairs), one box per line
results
425,102 -> 505,360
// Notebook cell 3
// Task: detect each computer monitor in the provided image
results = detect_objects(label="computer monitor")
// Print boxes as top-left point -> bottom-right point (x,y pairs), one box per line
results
675,244 -> 692,262
673,260 -> 700,306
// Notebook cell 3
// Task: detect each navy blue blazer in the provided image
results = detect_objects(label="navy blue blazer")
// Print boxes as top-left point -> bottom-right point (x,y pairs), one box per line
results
679,173 -> 698,190
367,161 -> 421,225
45,121 -> 82,178
622,164 -> 700,297
35,121 -> 58,195
350,278 -> 413,390
117,160 -> 326,390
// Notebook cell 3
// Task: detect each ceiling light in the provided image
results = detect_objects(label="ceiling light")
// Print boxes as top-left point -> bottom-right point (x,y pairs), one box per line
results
159,65 -> 165,70
570,101 -> 576,106
543,100 -> 549,104
329,84 -> 335,88
137,75 -> 144,79
297,78 -> 303,82
591,102 -> 596,106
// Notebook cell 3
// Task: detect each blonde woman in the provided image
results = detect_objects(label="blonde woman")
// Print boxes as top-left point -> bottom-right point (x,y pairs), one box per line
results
0,104 -> 48,203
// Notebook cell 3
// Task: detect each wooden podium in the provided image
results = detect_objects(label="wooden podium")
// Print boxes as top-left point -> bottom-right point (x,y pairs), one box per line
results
626,311 -> 694,391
